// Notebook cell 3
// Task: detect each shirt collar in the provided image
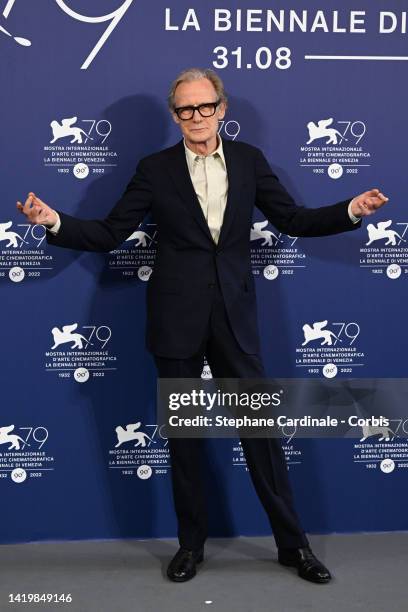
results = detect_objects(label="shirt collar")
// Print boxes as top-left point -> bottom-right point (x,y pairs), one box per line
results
184,134 -> 226,173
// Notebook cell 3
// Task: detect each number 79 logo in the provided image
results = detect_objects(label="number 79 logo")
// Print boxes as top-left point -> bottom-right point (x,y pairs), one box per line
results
2,0 -> 135,69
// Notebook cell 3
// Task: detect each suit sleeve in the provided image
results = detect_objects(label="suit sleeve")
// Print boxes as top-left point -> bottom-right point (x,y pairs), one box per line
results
254,148 -> 361,237
46,159 -> 152,252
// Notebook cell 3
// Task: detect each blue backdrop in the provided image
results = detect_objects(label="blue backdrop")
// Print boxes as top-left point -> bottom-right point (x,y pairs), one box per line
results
1,0 -> 407,544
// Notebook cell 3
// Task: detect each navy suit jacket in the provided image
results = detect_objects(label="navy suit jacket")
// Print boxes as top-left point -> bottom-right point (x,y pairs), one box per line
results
47,138 -> 361,358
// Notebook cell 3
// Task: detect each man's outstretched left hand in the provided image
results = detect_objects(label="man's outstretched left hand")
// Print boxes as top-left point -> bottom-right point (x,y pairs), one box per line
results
350,189 -> 389,218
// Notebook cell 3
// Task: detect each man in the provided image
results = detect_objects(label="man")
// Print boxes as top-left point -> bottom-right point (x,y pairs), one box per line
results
17,68 -> 388,584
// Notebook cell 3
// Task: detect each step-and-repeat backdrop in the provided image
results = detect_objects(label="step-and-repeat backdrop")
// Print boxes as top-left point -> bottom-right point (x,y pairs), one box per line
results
1,1 -> 407,544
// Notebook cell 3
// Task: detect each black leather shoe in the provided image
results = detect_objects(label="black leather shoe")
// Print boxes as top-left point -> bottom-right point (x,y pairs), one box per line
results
166,546 -> 204,582
278,546 -> 332,584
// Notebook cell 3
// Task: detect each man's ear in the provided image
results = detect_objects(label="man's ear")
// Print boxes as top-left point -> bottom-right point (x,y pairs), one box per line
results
171,111 -> 180,125
218,102 -> 227,120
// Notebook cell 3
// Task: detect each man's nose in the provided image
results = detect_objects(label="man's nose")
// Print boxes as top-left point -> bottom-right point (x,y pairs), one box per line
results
192,109 -> 203,122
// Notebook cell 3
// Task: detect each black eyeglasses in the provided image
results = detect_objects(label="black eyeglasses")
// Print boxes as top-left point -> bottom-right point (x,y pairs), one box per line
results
174,100 -> 220,120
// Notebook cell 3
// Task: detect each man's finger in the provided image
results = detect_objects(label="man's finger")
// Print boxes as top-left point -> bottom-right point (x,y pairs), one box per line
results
23,194 -> 34,212
363,189 -> 389,201
363,199 -> 379,209
370,189 -> 388,201
371,195 -> 388,204
357,193 -> 388,208
32,194 -> 47,208
373,192 -> 388,202
363,199 -> 386,210
37,208 -> 50,220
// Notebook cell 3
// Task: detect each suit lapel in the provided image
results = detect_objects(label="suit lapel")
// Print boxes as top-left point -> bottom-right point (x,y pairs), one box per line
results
217,138 -> 245,248
166,140 -> 213,242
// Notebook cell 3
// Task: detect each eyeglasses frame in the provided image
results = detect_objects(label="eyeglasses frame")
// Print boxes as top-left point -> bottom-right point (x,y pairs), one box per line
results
173,99 -> 221,121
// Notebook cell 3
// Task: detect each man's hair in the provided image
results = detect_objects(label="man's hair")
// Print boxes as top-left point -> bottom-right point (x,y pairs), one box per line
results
167,68 -> 228,110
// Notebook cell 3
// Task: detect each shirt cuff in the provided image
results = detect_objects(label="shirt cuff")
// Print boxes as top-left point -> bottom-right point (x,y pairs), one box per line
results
348,199 -> 361,224
47,212 -> 61,235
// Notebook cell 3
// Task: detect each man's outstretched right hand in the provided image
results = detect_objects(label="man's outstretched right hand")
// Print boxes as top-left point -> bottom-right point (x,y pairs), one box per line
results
16,192 -> 58,227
